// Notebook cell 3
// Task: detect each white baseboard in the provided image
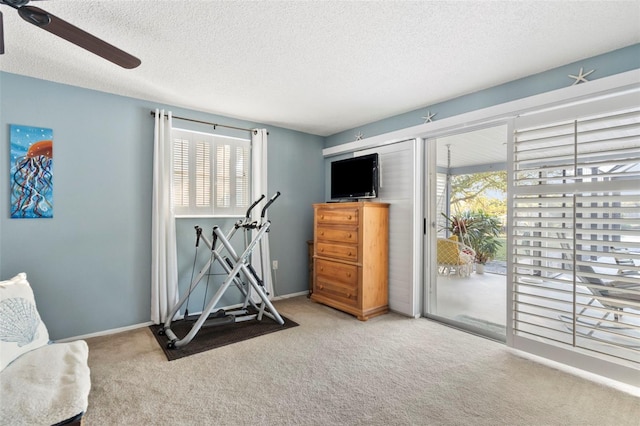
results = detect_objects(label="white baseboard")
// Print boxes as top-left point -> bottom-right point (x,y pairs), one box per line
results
273,290 -> 308,300
509,348 -> 640,397
56,291 -> 309,343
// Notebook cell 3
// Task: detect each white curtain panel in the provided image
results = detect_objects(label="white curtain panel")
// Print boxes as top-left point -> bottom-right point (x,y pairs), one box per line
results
151,109 -> 179,324
251,129 -> 274,300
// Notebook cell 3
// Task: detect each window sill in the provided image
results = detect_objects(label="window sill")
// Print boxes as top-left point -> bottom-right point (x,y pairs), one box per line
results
174,214 -> 245,219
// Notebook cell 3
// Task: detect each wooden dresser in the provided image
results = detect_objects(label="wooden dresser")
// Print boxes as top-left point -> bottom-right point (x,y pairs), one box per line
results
311,201 -> 389,320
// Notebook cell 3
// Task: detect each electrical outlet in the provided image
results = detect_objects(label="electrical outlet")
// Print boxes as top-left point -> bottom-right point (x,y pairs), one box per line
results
272,260 -> 278,270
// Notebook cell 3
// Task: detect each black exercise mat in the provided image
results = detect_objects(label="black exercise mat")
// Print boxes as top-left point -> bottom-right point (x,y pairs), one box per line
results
149,313 -> 299,361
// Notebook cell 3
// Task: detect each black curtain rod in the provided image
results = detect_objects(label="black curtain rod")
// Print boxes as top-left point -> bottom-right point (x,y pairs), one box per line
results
150,111 -> 257,134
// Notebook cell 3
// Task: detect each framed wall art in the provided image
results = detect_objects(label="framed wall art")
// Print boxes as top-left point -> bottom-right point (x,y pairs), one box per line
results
10,124 -> 54,219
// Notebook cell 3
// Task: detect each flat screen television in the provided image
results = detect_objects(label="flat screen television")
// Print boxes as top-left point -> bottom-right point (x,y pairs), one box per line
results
330,153 -> 379,200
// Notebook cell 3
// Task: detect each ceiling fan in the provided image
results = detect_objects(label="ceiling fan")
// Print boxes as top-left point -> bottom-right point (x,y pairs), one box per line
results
0,0 -> 140,69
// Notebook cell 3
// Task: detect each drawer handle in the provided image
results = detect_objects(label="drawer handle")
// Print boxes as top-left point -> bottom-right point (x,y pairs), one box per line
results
347,215 -> 352,220
320,231 -> 325,236
346,272 -> 351,277
348,252 -> 352,256
346,233 -> 352,238
319,285 -> 324,289
320,248 -> 324,252
320,266 -> 324,271
320,215 -> 325,220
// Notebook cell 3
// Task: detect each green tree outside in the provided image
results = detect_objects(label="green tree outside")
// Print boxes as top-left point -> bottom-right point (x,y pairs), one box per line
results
449,170 -> 507,261
450,171 -> 506,219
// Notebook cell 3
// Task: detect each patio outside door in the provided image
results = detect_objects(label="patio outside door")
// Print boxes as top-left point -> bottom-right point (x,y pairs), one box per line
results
424,125 -> 508,340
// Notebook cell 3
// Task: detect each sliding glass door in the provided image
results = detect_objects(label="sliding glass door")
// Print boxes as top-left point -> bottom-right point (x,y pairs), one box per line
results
422,89 -> 639,385
424,125 -> 508,340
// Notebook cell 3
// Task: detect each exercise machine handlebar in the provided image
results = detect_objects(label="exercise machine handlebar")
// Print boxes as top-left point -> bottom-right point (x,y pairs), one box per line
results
261,191 -> 281,218
245,194 -> 266,219
194,226 -> 203,247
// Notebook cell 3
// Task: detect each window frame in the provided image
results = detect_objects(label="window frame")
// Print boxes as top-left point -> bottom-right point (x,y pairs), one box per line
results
171,127 -> 251,218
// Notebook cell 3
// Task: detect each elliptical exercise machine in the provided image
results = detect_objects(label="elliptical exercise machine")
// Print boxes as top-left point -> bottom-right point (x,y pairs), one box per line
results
160,192 -> 284,349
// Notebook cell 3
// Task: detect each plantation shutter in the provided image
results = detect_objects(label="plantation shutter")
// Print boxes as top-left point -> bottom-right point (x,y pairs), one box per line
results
195,140 -> 211,207
172,128 -> 250,216
172,137 -> 189,209
216,144 -> 230,208
235,145 -> 250,208
511,90 -> 640,367
214,140 -> 250,213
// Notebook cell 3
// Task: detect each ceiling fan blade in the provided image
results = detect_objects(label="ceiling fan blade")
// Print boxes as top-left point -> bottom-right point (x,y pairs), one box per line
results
1,11 -> 4,55
18,6 -> 140,69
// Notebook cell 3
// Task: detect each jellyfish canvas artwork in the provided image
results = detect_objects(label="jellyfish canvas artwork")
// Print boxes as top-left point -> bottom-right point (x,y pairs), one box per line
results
10,125 -> 54,219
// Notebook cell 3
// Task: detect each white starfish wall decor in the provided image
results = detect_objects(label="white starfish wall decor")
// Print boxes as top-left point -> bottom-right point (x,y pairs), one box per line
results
422,110 -> 437,123
355,131 -> 364,141
568,67 -> 595,85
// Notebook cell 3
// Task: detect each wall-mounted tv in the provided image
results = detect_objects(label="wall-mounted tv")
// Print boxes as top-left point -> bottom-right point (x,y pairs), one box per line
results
330,153 -> 379,200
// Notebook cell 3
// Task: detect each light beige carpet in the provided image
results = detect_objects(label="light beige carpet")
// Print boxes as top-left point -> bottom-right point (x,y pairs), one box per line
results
84,296 -> 639,425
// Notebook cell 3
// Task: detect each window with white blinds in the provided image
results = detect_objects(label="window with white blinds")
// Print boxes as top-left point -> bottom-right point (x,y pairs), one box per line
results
172,128 -> 250,216
512,100 -> 640,365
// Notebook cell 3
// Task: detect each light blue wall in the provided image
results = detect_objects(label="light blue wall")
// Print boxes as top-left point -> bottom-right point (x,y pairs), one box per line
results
2,44 -> 637,340
325,44 -> 640,147
0,72 -> 325,339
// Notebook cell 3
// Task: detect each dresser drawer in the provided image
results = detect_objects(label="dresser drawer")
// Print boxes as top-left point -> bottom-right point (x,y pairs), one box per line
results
316,225 -> 358,244
314,258 -> 358,307
316,241 -> 357,262
315,259 -> 358,285
316,207 -> 359,225
313,277 -> 358,307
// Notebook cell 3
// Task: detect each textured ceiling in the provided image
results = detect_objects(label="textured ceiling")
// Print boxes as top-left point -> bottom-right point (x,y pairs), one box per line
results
1,1 -> 639,136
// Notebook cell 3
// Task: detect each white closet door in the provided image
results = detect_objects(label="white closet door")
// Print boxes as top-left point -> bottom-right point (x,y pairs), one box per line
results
357,139 -> 420,317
